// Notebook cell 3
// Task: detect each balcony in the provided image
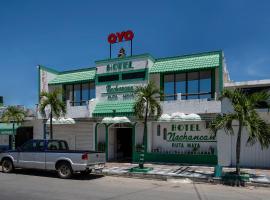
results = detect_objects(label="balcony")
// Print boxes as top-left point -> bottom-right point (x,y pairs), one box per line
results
161,94 -> 221,114
36,99 -> 97,119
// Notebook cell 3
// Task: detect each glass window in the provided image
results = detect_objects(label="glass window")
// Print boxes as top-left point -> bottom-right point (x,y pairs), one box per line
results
65,85 -> 73,101
74,84 -> 81,106
163,128 -> 167,140
164,74 -> 175,101
200,71 -> 212,93
157,124 -> 161,136
122,71 -> 145,80
187,72 -> 199,95
81,83 -> 89,106
98,74 -> 119,82
47,141 -> 68,151
176,73 -> 186,99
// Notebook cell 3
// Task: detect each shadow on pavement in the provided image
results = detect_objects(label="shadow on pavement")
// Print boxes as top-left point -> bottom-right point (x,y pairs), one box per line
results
6,169 -> 105,180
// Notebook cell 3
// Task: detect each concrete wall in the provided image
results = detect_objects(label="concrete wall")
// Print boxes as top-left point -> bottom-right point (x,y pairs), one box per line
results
218,98 -> 270,168
161,99 -> 221,114
23,119 -> 44,139
53,122 -> 94,151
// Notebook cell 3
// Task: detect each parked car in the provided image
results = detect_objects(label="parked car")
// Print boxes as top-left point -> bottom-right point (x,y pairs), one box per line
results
0,139 -> 106,179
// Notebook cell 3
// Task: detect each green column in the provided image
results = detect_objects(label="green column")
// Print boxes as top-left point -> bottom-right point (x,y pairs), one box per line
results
94,123 -> 99,151
105,124 -> 109,161
131,123 -> 137,162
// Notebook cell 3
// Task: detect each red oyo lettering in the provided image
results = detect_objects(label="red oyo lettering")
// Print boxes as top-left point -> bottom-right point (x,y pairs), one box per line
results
124,30 -> 134,41
107,30 -> 134,44
116,31 -> 125,43
108,33 -> 117,44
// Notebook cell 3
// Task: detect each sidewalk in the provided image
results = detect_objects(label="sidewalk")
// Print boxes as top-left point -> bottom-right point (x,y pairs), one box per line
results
102,162 -> 270,186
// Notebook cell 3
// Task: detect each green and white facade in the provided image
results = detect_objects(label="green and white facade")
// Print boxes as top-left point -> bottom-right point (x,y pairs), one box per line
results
37,51 -> 229,165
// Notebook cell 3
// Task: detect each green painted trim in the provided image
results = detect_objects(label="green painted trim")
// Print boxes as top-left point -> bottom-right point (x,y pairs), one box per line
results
94,123 -> 100,151
49,79 -> 96,86
155,50 -> 222,62
92,112 -> 134,117
150,66 -> 217,74
219,51 -> 224,93
133,152 -> 217,165
60,67 -> 96,74
95,53 -> 155,65
38,65 -> 59,74
38,65 -> 41,103
105,124 -> 109,161
132,122 -> 137,162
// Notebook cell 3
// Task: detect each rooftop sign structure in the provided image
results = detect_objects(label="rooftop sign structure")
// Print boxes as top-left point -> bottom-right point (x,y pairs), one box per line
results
107,30 -> 134,58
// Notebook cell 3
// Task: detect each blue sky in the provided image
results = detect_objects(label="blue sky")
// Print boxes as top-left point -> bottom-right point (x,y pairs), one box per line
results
0,0 -> 270,107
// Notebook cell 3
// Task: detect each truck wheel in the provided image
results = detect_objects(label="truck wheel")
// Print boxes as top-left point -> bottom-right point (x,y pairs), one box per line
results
57,162 -> 73,179
2,158 -> 14,173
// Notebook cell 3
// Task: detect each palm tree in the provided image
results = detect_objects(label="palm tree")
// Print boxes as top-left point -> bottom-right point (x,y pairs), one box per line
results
1,106 -> 26,149
210,89 -> 270,175
39,89 -> 66,139
134,81 -> 162,168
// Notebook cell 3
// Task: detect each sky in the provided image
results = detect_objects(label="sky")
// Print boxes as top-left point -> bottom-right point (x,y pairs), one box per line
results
0,0 -> 270,107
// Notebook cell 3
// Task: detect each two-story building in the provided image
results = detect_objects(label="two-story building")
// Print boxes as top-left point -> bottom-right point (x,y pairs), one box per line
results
37,50 -> 230,165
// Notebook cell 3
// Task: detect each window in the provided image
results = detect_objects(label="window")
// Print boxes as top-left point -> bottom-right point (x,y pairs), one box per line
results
164,74 -> 175,101
157,124 -> 161,136
20,140 -> 44,151
176,73 -> 186,99
163,128 -> 167,140
47,141 -> 68,151
64,82 -> 96,106
65,85 -> 73,101
98,74 -> 119,82
163,70 -> 213,101
122,71 -> 146,80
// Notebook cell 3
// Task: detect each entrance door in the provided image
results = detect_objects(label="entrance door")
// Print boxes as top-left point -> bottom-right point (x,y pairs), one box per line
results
116,128 -> 132,161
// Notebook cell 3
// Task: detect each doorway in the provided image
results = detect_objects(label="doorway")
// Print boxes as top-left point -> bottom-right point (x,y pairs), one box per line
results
116,128 -> 132,161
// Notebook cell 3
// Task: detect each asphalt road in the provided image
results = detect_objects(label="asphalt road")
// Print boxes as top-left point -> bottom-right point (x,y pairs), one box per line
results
0,170 -> 270,200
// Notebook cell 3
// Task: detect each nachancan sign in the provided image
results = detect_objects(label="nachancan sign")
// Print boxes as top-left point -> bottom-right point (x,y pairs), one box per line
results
152,122 -> 217,154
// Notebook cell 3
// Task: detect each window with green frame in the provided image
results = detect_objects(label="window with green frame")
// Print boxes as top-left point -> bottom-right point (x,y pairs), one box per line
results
64,82 -> 95,106
163,70 -> 213,101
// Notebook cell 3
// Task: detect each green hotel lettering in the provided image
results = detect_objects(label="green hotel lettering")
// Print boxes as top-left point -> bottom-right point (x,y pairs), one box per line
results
106,61 -> 133,72
165,124 -> 216,142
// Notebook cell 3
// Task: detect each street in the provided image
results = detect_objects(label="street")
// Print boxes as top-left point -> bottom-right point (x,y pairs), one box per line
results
0,170 -> 270,200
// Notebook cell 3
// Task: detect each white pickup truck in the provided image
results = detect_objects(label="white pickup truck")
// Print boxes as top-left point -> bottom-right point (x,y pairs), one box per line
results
0,139 -> 106,179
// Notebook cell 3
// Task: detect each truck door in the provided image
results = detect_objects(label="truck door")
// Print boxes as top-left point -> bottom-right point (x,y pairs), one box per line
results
18,140 -> 45,169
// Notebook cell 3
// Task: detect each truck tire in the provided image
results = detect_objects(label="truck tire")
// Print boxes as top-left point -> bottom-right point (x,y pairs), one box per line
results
57,162 -> 73,179
2,158 -> 14,173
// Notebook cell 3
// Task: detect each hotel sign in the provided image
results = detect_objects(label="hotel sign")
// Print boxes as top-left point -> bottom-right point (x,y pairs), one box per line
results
106,61 -> 133,72
107,30 -> 134,44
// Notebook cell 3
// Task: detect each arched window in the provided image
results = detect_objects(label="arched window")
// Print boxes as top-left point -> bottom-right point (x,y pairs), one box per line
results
163,128 -> 167,140
157,124 -> 161,136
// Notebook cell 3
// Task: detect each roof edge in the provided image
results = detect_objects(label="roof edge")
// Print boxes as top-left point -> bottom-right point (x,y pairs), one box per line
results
155,50 -> 222,62
95,53 -> 155,65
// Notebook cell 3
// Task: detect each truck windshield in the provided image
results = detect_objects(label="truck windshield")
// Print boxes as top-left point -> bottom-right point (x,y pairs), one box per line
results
47,141 -> 68,151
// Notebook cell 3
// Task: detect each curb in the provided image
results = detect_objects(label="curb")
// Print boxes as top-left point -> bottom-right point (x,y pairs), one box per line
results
101,171 -> 270,188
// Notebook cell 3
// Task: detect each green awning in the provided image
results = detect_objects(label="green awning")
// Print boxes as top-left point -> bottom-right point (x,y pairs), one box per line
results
49,68 -> 96,85
0,123 -> 20,135
150,51 -> 220,74
92,100 -> 135,117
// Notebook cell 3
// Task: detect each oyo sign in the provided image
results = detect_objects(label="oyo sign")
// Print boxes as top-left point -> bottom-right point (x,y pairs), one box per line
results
107,30 -> 134,44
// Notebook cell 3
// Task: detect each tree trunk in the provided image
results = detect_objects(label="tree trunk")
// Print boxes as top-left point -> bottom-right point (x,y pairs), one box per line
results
139,100 -> 148,169
12,123 -> 15,150
236,120 -> 242,175
50,112 -> 53,139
